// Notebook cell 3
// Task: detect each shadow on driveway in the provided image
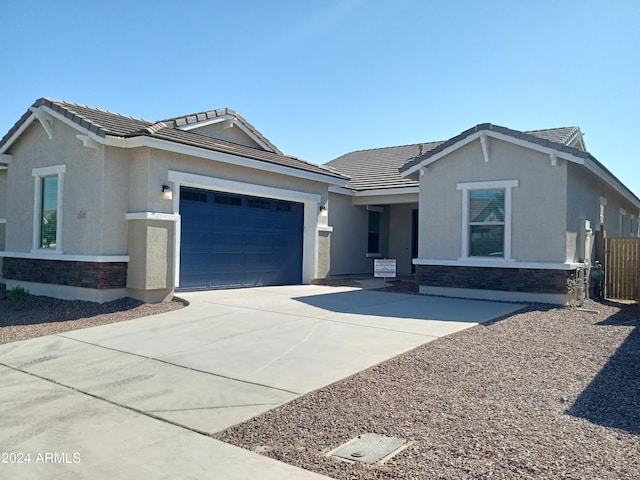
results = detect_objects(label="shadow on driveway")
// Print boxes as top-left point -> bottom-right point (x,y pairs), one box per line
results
292,289 -> 522,324
567,305 -> 640,434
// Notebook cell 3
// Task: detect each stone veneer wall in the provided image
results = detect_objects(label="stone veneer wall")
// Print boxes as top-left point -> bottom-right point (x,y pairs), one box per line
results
416,265 -> 573,294
2,258 -> 127,289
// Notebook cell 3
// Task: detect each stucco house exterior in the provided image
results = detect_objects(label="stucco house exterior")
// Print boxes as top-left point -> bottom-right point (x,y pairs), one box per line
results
0,98 -> 348,302
398,124 -> 640,304
1,98 -> 639,305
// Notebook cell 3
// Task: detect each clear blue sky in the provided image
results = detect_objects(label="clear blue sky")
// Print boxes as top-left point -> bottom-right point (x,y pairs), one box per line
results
1,0 -> 639,198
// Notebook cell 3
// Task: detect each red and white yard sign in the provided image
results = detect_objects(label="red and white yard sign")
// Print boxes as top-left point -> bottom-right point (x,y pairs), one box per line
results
374,259 -> 397,278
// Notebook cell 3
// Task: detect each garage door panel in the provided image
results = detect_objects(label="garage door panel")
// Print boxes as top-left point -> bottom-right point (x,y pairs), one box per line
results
179,187 -> 303,289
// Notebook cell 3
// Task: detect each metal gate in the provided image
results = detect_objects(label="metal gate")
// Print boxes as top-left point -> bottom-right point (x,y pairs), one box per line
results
605,237 -> 640,301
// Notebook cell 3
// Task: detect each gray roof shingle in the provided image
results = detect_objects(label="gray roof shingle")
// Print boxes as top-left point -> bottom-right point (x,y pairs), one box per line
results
328,126 -> 586,191
0,98 -> 347,182
325,142 -> 443,191
397,123 -> 640,206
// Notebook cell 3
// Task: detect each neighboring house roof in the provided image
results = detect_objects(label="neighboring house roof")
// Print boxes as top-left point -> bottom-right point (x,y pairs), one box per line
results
0,98 -> 348,183
325,142 -> 444,191
325,126 -> 582,192
399,123 -> 640,208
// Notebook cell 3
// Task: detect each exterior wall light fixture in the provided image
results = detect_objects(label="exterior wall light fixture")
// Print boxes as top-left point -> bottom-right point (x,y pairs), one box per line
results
162,185 -> 173,200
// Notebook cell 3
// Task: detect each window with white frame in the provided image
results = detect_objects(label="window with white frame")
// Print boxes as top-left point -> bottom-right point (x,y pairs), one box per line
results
457,180 -> 518,260
469,189 -> 505,256
32,165 -> 65,251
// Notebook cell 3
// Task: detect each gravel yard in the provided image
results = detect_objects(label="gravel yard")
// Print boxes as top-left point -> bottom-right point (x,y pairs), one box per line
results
0,283 -> 185,344
2,279 -> 638,478
220,292 -> 640,479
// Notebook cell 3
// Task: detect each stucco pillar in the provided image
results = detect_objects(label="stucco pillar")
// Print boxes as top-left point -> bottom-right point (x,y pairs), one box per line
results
126,218 -> 176,302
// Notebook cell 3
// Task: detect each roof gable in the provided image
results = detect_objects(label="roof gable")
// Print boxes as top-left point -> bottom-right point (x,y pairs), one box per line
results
399,123 -> 640,209
159,108 -> 283,154
399,123 -> 590,176
0,98 -> 348,184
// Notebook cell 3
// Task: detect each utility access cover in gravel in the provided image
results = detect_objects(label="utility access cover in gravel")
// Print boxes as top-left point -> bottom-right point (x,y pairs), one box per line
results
329,433 -> 407,464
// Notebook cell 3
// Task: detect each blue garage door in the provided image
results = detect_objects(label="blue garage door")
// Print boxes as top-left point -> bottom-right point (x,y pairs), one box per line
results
179,187 -> 304,289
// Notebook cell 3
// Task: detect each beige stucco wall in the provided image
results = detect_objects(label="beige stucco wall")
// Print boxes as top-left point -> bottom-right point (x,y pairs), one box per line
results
566,162 -> 640,261
127,219 -> 175,291
419,137 -> 568,263
316,230 -> 331,278
328,192 -> 370,275
129,147 -> 330,214
352,192 -> 418,206
3,120 -> 116,255
188,123 -> 263,149
328,192 -> 396,276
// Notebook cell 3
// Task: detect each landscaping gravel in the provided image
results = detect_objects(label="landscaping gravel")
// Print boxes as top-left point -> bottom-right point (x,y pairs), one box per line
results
220,293 -> 640,479
0,283 -> 185,345
2,279 -> 638,478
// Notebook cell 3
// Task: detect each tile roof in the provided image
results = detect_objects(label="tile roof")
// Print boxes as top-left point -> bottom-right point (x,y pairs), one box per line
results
525,126 -> 582,147
159,107 -> 283,154
325,142 -> 444,191
398,123 -> 640,207
325,126 -> 582,192
0,98 -> 347,182
399,123 -> 589,175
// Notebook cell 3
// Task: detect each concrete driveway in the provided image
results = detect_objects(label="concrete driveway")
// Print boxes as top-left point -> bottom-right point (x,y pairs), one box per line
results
0,284 -> 522,479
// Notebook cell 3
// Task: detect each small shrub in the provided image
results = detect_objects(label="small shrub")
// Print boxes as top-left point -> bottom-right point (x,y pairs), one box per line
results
8,286 -> 30,310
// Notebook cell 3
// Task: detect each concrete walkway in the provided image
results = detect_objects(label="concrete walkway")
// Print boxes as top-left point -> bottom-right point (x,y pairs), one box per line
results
0,284 -> 522,479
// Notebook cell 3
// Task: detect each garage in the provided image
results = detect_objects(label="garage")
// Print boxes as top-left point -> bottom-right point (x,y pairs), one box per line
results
178,186 -> 304,289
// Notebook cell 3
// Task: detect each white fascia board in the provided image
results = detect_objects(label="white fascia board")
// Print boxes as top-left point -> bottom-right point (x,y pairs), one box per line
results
131,136 -> 348,187
353,187 -> 419,197
413,258 -> 585,270
0,114 -> 36,154
328,186 -> 354,196
168,170 -> 322,204
400,130 -> 586,177
0,251 -> 129,262
125,212 -> 180,222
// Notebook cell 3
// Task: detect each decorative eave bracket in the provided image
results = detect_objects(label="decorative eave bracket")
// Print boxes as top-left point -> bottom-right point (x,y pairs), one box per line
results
420,166 -> 429,176
76,134 -> 101,150
480,134 -> 490,163
549,154 -> 558,167
29,107 -> 54,139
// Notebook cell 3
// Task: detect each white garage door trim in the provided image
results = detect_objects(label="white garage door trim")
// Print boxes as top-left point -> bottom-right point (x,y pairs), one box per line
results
168,170 -> 321,288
